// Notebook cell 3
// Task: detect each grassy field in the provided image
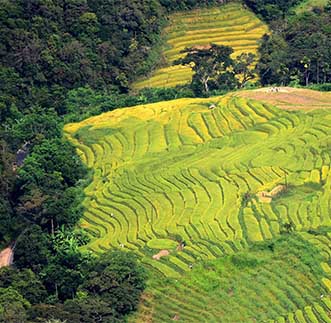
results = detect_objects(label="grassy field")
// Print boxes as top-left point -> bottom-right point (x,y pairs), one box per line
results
294,0 -> 329,13
133,2 -> 268,89
65,88 -> 331,322
132,232 -> 331,323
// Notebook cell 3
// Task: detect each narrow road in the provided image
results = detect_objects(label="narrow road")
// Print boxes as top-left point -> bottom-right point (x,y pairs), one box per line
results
0,247 -> 13,268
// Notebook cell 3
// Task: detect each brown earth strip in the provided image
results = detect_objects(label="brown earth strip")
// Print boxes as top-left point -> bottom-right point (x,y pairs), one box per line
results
0,247 -> 13,268
237,87 -> 331,110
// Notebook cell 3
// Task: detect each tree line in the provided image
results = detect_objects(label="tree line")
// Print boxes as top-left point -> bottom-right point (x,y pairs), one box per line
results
175,2 -> 331,94
175,44 -> 256,95
0,0 -> 164,321
257,3 -> 331,87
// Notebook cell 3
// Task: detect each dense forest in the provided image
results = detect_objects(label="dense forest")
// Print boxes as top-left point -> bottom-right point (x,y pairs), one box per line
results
257,4 -> 331,87
1,0 -> 331,321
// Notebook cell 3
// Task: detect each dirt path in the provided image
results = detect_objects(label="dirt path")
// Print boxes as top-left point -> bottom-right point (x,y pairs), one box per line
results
237,87 -> 331,111
0,247 -> 13,268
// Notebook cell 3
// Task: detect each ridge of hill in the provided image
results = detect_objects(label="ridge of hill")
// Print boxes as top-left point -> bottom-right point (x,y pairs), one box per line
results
65,87 -> 331,321
133,2 -> 268,90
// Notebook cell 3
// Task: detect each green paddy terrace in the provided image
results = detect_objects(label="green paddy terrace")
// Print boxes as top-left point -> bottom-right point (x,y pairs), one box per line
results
64,89 -> 331,322
133,2 -> 268,89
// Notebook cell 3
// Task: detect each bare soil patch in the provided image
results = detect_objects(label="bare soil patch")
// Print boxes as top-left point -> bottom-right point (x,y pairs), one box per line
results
0,247 -> 13,268
257,185 -> 286,203
152,249 -> 170,260
238,87 -> 331,110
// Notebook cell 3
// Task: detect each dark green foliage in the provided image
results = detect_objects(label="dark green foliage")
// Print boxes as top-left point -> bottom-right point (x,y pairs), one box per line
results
175,44 -> 237,95
139,86 -> 195,102
257,34 -> 290,85
0,199 -> 14,246
51,227 -> 90,254
64,297 -> 117,323
30,299 -> 117,323
28,303 -> 82,323
14,225 -> 93,302
310,83 -> 331,91
175,44 -> 258,94
0,141 -> 14,198
0,0 -> 164,118
234,52 -> 257,88
257,7 -> 331,86
7,110 -> 62,149
244,0 -> 301,22
87,0 -> 163,81
0,287 -> 30,323
0,267 -> 47,304
160,0 -> 301,21
0,67 -> 22,123
0,140 -> 17,244
18,139 -> 85,188
41,228 -> 93,301
41,253 -> 90,301
23,250 -> 145,322
15,139 -> 86,231
81,251 -> 147,320
0,0 -> 157,312
14,225 -> 50,272
160,0 -> 230,12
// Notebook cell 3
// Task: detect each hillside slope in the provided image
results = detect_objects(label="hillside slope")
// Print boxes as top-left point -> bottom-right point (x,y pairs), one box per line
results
134,2 -> 268,89
238,87 -> 331,110
65,88 -> 331,321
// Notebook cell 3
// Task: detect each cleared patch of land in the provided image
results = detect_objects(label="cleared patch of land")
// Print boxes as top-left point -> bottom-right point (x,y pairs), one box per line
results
238,87 -> 331,110
134,3 -> 268,89
0,247 -> 13,268
65,90 -> 331,322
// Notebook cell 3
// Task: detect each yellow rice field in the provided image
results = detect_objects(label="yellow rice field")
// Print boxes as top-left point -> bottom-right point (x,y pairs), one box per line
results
65,88 -> 331,322
134,2 -> 268,89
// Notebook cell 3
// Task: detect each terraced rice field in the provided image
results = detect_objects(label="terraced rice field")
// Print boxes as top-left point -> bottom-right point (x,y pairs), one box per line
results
133,232 -> 331,323
133,2 -> 268,89
65,90 -> 331,322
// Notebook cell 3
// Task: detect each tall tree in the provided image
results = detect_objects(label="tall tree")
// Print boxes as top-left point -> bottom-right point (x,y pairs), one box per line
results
256,34 -> 290,85
175,44 -> 234,93
234,53 -> 257,88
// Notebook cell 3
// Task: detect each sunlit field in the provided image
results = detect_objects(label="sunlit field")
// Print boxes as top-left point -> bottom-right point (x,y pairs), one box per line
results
133,2 -> 268,89
65,89 -> 331,322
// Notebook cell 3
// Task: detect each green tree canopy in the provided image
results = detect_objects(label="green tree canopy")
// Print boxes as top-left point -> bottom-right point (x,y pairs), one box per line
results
0,287 -> 30,323
0,267 -> 47,304
14,225 -> 50,272
81,251 -> 147,320
175,44 -> 235,94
